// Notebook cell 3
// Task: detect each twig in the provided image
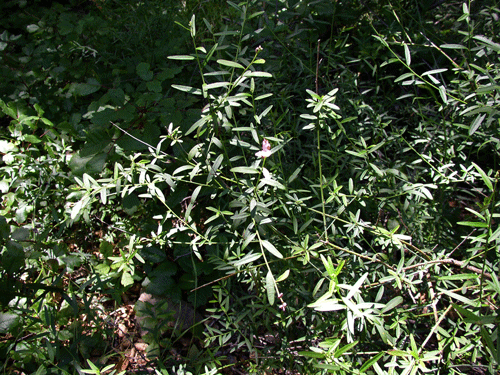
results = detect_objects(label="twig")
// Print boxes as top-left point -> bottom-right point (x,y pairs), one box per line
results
419,304 -> 452,354
404,258 -> 493,280
315,39 -> 320,94
110,121 -> 171,159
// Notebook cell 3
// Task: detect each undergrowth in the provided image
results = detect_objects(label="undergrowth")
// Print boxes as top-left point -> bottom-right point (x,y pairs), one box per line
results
0,0 -> 499,374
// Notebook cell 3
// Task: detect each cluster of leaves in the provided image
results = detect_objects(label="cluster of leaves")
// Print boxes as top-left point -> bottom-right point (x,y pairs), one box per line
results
1,0 -> 499,374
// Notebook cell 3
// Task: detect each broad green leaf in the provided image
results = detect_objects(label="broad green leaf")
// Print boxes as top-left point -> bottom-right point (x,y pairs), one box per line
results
73,78 -> 101,96
121,271 -> 134,287
23,135 -> 41,143
261,240 -> 283,258
146,79 -> 162,92
136,62 -> 153,81
0,313 -> 21,334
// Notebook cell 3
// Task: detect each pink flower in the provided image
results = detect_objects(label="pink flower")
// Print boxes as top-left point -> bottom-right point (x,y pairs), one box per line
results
255,139 -> 272,158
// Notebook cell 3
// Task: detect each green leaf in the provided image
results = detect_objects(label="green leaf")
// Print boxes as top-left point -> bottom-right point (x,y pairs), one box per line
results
360,352 -> 385,372
276,269 -> 290,282
147,79 -> 162,92
261,240 -> 283,258
310,300 -> 346,312
203,82 -> 230,90
137,62 -> 153,81
480,327 -> 498,363
474,35 -> 500,52
121,271 -> 134,287
266,271 -> 275,305
334,341 -> 358,358
0,313 -> 21,334
73,78 -> 101,96
208,154 -> 223,183
472,162 -> 494,192
171,85 -> 202,95
23,135 -> 41,143
457,221 -> 488,228
217,59 -> 245,69
346,272 -> 368,300
189,14 -> 196,38
232,252 -> 262,267
403,42 -> 411,66
243,71 -> 273,78
168,55 -> 195,60
438,288 -> 477,306
298,351 -> 326,359
230,166 -> 260,174
381,296 -> 403,313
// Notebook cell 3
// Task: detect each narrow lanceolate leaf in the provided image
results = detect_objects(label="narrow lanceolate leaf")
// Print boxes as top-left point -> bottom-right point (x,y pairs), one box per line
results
457,221 -> 488,228
261,240 -> 283,258
208,154 -> 223,183
310,299 -> 346,312
243,71 -> 273,78
232,252 -> 262,267
217,59 -> 245,69
171,85 -> 202,95
230,166 -> 260,174
438,288 -> 477,306
472,162 -> 494,191
346,272 -> 368,300
203,82 -> 230,90
276,269 -> 290,282
403,42 -> 411,66
167,55 -> 195,60
334,341 -> 358,358
266,271 -> 276,305
359,352 -> 385,372
381,296 -> 403,313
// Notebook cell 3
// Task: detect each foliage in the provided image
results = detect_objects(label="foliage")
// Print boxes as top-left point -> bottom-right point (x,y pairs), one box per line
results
0,0 -> 499,374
